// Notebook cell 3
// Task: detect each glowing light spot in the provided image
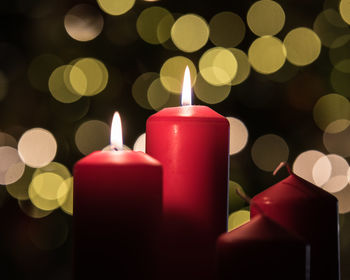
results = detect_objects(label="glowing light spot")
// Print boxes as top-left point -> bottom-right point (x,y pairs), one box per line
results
33,162 -> 71,181
133,133 -> 146,152
193,73 -> 231,104
313,94 -> 350,132
0,132 -> 17,147
70,58 -> 108,96
314,154 -> 350,193
228,181 -> 247,213
97,0 -> 135,16
147,78 -> 171,110
333,184 -> 350,213
227,117 -> 248,155
247,0 -> 285,36
49,65 -> 82,103
28,177 -> 60,211
313,9 -> 349,48
18,199 -> 52,219
209,12 -> 245,48
312,155 -> 332,186
251,134 -> 289,172
293,150 -> 327,185
0,146 -> 25,185
284,27 -> 321,66
228,48 -> 251,85
64,4 -> 104,42
6,166 -> 34,200
132,72 -> 158,110
75,120 -> 110,155
0,71 -> 8,101
340,0 -> 350,24
28,54 -> 63,92
160,56 -> 196,94
136,7 -> 174,44
171,14 -> 209,53
18,128 -> 57,168
323,120 -> 350,157
31,173 -> 65,201
28,214 -> 68,250
248,36 -> 286,74
199,47 -> 238,86
57,177 -> 73,215
228,210 -> 250,231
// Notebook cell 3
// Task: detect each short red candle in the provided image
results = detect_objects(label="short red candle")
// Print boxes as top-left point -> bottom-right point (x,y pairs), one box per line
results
146,69 -> 229,279
216,214 -> 310,280
250,164 -> 339,280
73,113 -> 162,280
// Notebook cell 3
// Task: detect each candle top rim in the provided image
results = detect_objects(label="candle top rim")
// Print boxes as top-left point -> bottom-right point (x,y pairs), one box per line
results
147,105 -> 228,122
75,150 -> 162,167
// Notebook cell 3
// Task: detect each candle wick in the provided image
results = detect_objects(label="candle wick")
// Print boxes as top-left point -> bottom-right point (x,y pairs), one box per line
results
235,188 -> 251,204
273,161 -> 292,176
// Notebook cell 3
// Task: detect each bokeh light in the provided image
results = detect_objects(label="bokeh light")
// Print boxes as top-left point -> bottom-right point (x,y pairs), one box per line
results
340,0 -> 350,25
160,56 -> 196,94
199,47 -> 238,86
0,146 -> 25,185
97,0 -> 135,16
18,199 -> 52,219
313,93 -> 350,132
0,131 -> 17,147
284,27 -> 321,66
75,120 -> 110,155
209,12 -> 245,48
64,4 -> 104,42
34,162 -> 71,181
251,134 -> 289,172
323,120 -> 350,157
132,72 -> 158,109
49,65 -> 82,103
193,73 -> 231,104
248,36 -> 286,74
133,133 -> 146,152
31,172 -> 65,201
6,166 -> 34,200
70,58 -> 108,96
147,78 -> 171,110
18,128 -> 57,168
293,150 -> 327,185
171,14 -> 209,52
228,181 -> 247,213
228,48 -> 251,85
228,209 -> 250,231
247,0 -> 285,36
57,177 -> 73,215
136,7 -> 174,44
227,117 -> 248,155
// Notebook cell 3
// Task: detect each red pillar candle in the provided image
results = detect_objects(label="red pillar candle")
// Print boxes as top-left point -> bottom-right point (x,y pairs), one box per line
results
146,67 -> 229,279
73,113 -> 162,280
250,163 -> 339,280
216,214 -> 310,280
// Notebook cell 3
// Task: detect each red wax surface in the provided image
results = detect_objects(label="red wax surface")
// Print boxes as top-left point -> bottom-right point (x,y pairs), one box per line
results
251,173 -> 339,280
73,150 -> 162,280
216,215 -> 310,280
146,105 -> 229,279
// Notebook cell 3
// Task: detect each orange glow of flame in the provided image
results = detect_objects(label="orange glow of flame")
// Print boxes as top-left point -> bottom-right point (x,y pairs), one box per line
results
181,66 -> 192,106
110,112 -> 123,151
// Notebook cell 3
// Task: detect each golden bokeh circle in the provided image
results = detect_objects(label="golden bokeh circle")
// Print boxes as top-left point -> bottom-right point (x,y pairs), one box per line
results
6,166 -> 34,200
228,210 -> 250,231
193,73 -> 231,104
132,72 -> 158,109
247,0 -> 285,36
340,0 -> 350,24
171,14 -> 209,52
228,48 -> 251,85
228,181 -> 247,213
18,199 -> 53,219
199,47 -> 238,86
147,78 -> 171,111
136,7 -> 174,44
160,56 -> 196,94
251,134 -> 289,172
209,12 -> 245,48
58,177 -> 73,215
97,0 -> 135,16
284,27 -> 321,66
313,93 -> 350,132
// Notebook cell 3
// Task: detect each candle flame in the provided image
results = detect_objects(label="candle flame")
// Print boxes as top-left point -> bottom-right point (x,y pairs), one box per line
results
110,112 -> 123,151
181,66 -> 192,106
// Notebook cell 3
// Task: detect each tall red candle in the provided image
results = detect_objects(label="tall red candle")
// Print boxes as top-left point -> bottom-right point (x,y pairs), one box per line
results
73,113 -> 162,280
146,67 -> 229,279
216,214 -> 310,280
250,163 -> 339,280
